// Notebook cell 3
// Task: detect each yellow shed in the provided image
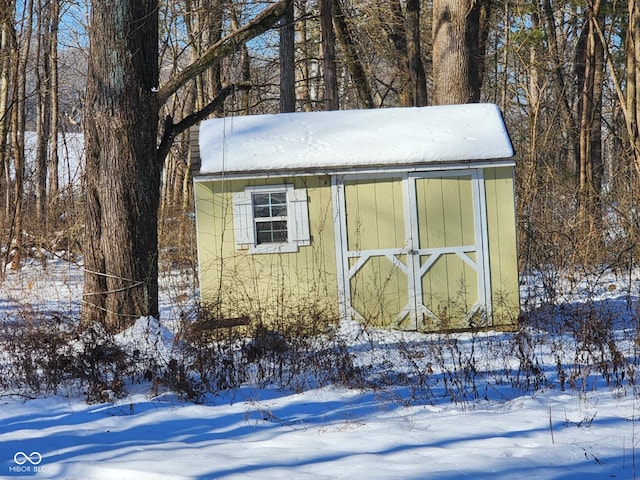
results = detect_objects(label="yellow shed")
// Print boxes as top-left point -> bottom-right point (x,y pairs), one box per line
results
192,104 -> 519,332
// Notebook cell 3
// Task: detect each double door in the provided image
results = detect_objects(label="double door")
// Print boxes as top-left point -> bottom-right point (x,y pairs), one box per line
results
334,170 -> 490,331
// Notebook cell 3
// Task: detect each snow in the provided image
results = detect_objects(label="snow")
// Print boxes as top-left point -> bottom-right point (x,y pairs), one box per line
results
198,104 -> 515,175
0,388 -> 634,480
1,260 -> 639,479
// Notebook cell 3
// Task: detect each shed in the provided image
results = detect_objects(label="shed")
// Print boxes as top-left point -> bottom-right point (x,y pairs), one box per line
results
192,104 -> 519,332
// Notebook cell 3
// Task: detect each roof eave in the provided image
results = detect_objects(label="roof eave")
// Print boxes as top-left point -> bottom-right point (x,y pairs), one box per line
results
193,157 -> 516,182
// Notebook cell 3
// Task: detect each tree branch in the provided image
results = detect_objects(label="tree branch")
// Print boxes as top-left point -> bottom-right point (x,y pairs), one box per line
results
157,0 -> 293,106
156,83 -> 250,166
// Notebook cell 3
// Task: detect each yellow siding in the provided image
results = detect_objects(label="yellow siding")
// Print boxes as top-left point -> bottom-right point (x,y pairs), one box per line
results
195,177 -> 338,326
484,167 -> 520,325
195,167 -> 519,333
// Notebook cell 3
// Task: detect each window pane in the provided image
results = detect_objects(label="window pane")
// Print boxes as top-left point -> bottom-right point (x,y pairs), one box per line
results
252,192 -> 288,218
270,192 -> 287,205
256,220 -> 288,244
253,193 -> 270,218
271,205 -> 287,217
253,193 -> 271,206
256,224 -> 272,244
271,221 -> 288,242
254,205 -> 271,218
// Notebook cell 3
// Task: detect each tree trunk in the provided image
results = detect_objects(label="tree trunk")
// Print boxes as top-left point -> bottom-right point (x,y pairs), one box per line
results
10,0 -> 32,270
279,1 -> 295,112
320,0 -> 339,110
576,0 -> 604,244
49,0 -> 60,202
333,0 -> 374,108
405,0 -> 427,106
631,0 -> 640,173
226,1 -> 251,113
0,0 -> 16,226
295,0 -> 313,112
379,0 -> 412,106
82,0 -> 160,330
35,0 -> 52,224
82,0 -> 293,331
541,0 -> 579,173
432,0 -> 485,104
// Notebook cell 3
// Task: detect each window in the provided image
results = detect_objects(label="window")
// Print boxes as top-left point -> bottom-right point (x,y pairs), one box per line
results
253,192 -> 288,244
232,184 -> 310,254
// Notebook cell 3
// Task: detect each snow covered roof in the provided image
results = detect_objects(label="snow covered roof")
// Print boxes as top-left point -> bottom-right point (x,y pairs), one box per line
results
197,103 -> 514,176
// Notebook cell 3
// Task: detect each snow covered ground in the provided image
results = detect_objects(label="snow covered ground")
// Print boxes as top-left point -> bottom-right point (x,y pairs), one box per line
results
1,259 -> 639,479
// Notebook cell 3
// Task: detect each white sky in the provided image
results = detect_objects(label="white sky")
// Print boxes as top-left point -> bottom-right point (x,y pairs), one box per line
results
198,104 -> 514,175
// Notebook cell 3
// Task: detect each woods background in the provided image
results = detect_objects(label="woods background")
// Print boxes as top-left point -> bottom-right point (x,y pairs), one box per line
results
1,0 -> 639,325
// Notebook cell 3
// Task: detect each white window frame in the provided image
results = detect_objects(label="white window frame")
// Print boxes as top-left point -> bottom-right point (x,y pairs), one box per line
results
232,184 -> 311,254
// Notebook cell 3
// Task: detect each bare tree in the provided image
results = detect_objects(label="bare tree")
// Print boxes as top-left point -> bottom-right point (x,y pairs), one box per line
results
0,0 -> 16,231
82,0 -> 294,330
576,0 -> 605,240
8,0 -> 33,269
379,0 -> 412,106
34,0 -> 55,224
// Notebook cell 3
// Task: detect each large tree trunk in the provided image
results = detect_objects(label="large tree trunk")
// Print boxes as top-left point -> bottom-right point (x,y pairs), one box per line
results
82,0 -> 292,331
82,0 -> 160,330
432,0 -> 487,104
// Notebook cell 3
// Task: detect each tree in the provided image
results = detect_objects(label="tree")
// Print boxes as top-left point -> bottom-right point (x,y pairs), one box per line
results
405,0 -> 427,106
332,0 -> 374,109
82,0 -> 161,328
8,0 -> 32,270
379,0 -> 412,106
576,0 -> 605,239
320,0 -> 338,110
432,0 -> 491,104
34,0 -> 60,224
279,0 -> 295,112
0,0 -> 16,227
82,0 -> 294,330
